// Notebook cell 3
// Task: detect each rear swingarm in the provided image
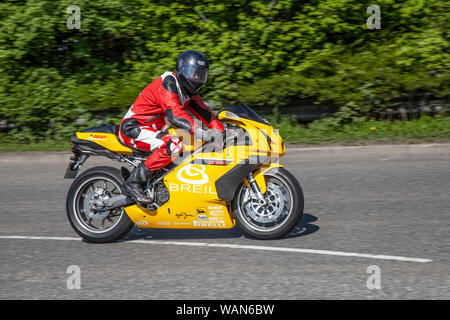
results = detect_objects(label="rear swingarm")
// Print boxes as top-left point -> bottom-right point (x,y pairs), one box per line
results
90,195 -> 136,211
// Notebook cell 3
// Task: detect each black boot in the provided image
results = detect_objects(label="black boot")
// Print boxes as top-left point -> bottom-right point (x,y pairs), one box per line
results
124,164 -> 152,203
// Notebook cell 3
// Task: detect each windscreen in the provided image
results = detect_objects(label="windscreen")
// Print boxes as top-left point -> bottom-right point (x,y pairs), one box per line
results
222,103 -> 270,125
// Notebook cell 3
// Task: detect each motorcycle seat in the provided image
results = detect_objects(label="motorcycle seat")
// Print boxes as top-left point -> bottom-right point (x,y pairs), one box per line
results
78,124 -> 151,156
79,125 -> 119,135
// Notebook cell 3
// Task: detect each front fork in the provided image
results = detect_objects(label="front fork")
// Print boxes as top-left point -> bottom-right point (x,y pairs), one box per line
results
244,163 -> 283,204
247,172 -> 267,205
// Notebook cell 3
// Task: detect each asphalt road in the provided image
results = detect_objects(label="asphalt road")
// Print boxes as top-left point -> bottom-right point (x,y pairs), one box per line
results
0,143 -> 449,300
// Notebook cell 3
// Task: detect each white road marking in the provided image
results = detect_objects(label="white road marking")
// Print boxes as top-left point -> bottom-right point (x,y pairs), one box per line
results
0,235 -> 432,263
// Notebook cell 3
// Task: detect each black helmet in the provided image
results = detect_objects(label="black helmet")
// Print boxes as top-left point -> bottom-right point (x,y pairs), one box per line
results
175,50 -> 209,94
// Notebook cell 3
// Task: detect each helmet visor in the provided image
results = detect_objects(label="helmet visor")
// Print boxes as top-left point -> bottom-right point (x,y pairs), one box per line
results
180,66 -> 208,84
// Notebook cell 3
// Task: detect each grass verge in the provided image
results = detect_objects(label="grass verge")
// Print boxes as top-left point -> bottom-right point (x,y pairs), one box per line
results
0,139 -> 72,152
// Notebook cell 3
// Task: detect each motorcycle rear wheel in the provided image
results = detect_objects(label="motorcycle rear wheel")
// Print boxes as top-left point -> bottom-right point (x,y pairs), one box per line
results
232,167 -> 304,240
66,166 -> 134,243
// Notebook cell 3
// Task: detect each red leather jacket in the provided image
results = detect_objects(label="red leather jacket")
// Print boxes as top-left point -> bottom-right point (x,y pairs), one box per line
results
122,71 -> 224,133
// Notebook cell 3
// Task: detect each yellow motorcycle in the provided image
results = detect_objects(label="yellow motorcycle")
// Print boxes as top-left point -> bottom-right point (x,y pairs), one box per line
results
65,104 -> 304,242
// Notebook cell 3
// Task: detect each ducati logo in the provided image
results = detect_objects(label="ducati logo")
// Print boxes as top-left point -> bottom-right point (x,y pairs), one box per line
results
176,164 -> 209,185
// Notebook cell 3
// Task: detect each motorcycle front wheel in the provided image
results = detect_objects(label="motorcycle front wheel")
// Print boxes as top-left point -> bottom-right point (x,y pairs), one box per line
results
66,166 -> 134,243
232,167 -> 304,240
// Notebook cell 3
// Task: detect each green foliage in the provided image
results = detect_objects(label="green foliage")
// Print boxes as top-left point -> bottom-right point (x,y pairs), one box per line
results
238,0 -> 449,122
267,114 -> 450,144
0,0 -> 448,142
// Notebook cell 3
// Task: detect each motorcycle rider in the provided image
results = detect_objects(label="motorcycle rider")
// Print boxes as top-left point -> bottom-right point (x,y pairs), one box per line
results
119,50 -> 224,203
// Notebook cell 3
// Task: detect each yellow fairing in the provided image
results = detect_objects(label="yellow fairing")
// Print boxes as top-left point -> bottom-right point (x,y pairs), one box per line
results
217,111 -> 285,158
76,132 -> 133,154
125,202 -> 235,229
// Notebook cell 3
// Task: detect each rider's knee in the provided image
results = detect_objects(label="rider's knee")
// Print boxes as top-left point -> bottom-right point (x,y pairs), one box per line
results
167,137 -> 183,156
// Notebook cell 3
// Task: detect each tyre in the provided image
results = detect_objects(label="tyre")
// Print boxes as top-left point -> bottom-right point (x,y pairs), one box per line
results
66,166 -> 134,243
232,167 -> 304,240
